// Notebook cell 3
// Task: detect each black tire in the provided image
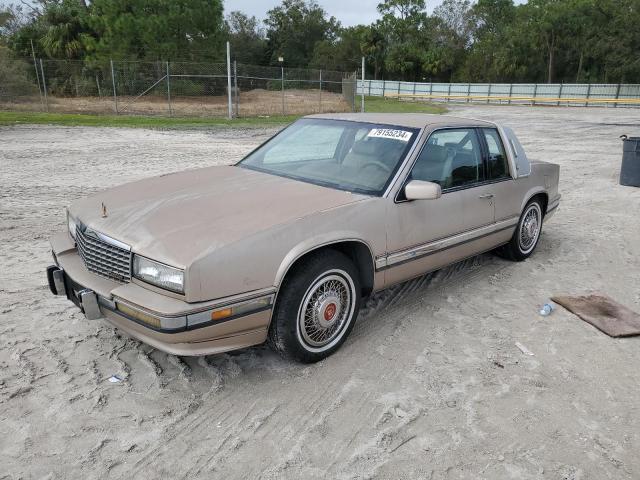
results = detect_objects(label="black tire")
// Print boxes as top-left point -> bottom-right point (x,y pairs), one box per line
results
496,198 -> 544,262
268,249 -> 361,363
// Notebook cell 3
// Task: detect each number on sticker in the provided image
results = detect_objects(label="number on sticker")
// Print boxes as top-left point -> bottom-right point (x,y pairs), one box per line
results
367,128 -> 413,142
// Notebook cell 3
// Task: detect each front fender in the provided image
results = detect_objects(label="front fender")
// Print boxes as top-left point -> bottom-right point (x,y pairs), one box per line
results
274,234 -> 376,287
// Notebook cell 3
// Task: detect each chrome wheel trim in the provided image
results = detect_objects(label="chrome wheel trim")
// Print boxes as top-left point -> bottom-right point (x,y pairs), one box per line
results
296,270 -> 356,353
518,203 -> 542,254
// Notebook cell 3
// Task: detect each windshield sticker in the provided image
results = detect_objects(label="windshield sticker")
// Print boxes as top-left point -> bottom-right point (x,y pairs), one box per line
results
367,128 -> 413,142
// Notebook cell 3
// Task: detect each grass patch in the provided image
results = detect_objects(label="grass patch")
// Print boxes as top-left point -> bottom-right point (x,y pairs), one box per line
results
0,111 -> 300,128
357,95 -> 447,114
0,97 -> 445,128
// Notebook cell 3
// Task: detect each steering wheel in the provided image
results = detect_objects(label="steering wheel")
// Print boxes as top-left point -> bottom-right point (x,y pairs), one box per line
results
361,160 -> 392,174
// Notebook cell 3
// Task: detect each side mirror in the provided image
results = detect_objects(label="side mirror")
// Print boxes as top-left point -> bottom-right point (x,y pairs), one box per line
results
404,180 -> 442,201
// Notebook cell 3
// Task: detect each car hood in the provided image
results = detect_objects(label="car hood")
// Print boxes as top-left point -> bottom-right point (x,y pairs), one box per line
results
69,165 -> 367,268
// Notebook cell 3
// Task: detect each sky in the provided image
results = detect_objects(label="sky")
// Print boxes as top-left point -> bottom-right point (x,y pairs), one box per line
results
225,0 -> 446,27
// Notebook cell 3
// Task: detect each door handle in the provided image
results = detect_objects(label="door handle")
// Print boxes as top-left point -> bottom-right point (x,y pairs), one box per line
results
478,193 -> 494,199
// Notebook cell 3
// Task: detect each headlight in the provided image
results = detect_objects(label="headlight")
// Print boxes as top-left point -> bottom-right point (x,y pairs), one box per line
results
133,255 -> 184,294
67,209 -> 77,239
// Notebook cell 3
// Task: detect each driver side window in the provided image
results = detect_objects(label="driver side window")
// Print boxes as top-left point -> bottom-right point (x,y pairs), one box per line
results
410,128 -> 484,189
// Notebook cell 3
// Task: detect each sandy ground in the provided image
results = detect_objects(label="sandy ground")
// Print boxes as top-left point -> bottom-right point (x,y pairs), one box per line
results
1,105 -> 640,480
0,88 -> 352,117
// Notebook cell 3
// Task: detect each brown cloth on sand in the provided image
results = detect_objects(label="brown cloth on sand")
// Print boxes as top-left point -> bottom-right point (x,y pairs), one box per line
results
552,294 -> 640,337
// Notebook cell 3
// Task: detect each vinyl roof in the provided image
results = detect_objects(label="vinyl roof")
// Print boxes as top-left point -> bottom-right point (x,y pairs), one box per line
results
305,112 -> 495,129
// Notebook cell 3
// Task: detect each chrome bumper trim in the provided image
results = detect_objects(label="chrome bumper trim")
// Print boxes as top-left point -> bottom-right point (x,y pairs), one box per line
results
79,289 -> 102,320
48,263 -> 274,334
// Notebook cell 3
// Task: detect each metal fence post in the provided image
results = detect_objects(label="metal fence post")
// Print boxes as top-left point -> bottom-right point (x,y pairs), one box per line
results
586,83 -> 592,107
234,60 -> 239,118
557,83 -> 563,106
30,40 -> 44,109
110,59 -> 118,114
318,69 -> 322,113
353,71 -> 357,112
508,83 -> 513,105
280,65 -> 285,115
226,41 -> 232,120
467,83 -> 471,103
615,83 -> 621,108
361,57 -> 365,113
532,84 -> 538,106
39,59 -> 49,113
486,83 -> 491,104
166,61 -> 172,116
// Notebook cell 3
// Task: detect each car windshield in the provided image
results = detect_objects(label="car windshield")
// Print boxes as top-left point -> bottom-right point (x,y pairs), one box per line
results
238,118 -> 419,196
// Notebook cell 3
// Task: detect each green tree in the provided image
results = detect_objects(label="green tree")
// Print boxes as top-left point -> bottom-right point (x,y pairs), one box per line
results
85,0 -> 225,62
431,0 -> 473,81
39,0 -> 92,59
463,0 -> 518,82
226,11 -> 267,64
311,25 -> 369,72
264,0 -> 340,67
376,0 -> 429,79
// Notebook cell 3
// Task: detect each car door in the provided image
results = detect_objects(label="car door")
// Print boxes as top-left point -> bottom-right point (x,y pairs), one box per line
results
479,127 -> 520,223
384,127 -> 495,287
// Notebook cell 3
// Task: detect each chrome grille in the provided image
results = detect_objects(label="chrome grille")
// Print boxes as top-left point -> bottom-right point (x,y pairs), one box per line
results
76,226 -> 131,282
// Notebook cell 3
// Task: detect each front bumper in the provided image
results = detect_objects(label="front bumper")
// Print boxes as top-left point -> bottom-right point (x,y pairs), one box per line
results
48,233 -> 274,356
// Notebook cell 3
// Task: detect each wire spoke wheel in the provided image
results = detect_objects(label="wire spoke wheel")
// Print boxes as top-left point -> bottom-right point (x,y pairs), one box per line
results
518,203 -> 541,254
297,272 -> 355,351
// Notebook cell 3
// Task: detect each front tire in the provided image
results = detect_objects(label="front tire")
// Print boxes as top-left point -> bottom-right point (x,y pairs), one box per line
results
497,198 -> 544,261
268,250 -> 361,363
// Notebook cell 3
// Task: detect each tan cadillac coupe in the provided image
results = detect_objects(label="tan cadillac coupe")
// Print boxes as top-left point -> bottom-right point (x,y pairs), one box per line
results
47,113 -> 560,362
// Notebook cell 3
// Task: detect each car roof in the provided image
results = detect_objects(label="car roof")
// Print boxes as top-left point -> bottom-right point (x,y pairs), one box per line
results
304,112 -> 495,129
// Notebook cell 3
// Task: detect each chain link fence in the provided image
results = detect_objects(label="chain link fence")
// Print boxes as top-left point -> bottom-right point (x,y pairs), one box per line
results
0,55 -> 358,118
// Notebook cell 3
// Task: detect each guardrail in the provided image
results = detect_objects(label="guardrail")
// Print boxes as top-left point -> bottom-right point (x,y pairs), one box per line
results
358,80 -> 640,107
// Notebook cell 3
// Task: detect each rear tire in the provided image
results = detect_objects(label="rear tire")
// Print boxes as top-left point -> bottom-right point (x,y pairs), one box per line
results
268,249 -> 361,363
496,198 -> 544,261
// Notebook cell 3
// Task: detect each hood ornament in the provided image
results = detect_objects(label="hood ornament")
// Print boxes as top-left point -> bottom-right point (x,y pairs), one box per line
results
101,202 -> 108,218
